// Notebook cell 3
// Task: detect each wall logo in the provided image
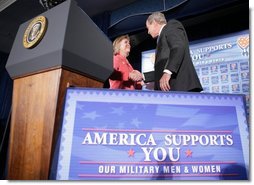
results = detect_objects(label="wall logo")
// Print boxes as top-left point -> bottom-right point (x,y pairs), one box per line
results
23,16 -> 47,49
237,36 -> 249,56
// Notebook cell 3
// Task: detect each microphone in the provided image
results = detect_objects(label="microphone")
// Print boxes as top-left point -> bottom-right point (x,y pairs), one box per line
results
39,0 -> 66,10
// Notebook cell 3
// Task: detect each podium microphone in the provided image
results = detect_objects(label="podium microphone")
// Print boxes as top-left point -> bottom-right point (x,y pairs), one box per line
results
39,0 -> 66,10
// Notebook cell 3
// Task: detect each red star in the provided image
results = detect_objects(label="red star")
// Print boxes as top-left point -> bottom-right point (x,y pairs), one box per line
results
128,149 -> 135,157
185,149 -> 193,157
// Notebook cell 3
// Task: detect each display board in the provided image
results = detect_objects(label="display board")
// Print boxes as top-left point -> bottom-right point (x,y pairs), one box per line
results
141,30 -> 249,116
56,88 -> 249,180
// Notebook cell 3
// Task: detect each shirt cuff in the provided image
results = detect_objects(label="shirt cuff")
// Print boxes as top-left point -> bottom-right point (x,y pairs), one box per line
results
163,69 -> 172,75
142,73 -> 145,80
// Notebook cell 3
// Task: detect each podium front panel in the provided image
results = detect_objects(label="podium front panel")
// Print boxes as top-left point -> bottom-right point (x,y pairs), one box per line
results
55,88 -> 249,180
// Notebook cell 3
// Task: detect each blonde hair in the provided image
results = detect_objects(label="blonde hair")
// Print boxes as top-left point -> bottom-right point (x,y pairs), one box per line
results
146,12 -> 167,25
113,35 -> 130,55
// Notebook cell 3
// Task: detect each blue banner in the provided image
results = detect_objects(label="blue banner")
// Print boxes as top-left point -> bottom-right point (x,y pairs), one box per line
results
56,88 -> 249,180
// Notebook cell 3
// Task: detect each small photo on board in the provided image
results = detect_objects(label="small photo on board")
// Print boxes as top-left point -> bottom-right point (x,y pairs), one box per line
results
211,76 -> 219,84
202,76 -> 209,85
201,67 -> 209,75
212,86 -> 220,93
230,63 -> 238,72
221,74 -> 229,83
242,83 -> 249,92
210,65 -> 218,74
241,72 -> 249,81
231,73 -> 239,83
231,84 -> 240,92
221,85 -> 229,93
220,64 -> 228,73
240,61 -> 249,71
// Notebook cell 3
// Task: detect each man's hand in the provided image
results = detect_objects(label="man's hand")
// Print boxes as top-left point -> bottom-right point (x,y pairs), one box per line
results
159,73 -> 171,91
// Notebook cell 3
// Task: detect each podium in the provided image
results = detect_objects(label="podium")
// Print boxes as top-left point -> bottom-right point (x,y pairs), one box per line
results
5,0 -> 113,180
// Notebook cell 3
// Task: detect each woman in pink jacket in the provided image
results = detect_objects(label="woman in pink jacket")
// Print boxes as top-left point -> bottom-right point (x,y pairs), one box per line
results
109,35 -> 143,90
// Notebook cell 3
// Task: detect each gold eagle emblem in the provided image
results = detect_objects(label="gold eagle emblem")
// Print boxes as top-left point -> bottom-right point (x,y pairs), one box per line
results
23,16 -> 47,49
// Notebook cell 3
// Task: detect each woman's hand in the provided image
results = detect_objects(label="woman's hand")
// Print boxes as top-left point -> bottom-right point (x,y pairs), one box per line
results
129,70 -> 143,81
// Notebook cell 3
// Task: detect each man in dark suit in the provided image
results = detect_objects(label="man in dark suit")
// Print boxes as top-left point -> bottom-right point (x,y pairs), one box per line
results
144,12 -> 203,92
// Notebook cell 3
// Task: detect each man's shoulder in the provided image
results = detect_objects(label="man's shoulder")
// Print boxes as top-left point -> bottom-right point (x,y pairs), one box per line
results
165,19 -> 184,31
167,19 -> 182,26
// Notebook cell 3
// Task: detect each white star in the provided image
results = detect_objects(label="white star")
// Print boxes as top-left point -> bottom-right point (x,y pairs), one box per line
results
131,118 -> 142,127
82,111 -> 101,120
76,104 -> 84,110
111,107 -> 124,116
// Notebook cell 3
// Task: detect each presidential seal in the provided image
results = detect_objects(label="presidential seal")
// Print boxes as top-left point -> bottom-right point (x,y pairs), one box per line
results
23,16 -> 47,49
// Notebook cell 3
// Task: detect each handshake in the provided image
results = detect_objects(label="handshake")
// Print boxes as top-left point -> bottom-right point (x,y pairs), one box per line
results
129,70 -> 144,82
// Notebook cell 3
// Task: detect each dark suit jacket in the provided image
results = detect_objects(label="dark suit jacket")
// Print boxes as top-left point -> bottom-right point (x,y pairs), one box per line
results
144,19 -> 203,92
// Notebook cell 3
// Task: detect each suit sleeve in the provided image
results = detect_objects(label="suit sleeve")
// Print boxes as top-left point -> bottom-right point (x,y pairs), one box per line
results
143,71 -> 154,83
164,21 -> 187,74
